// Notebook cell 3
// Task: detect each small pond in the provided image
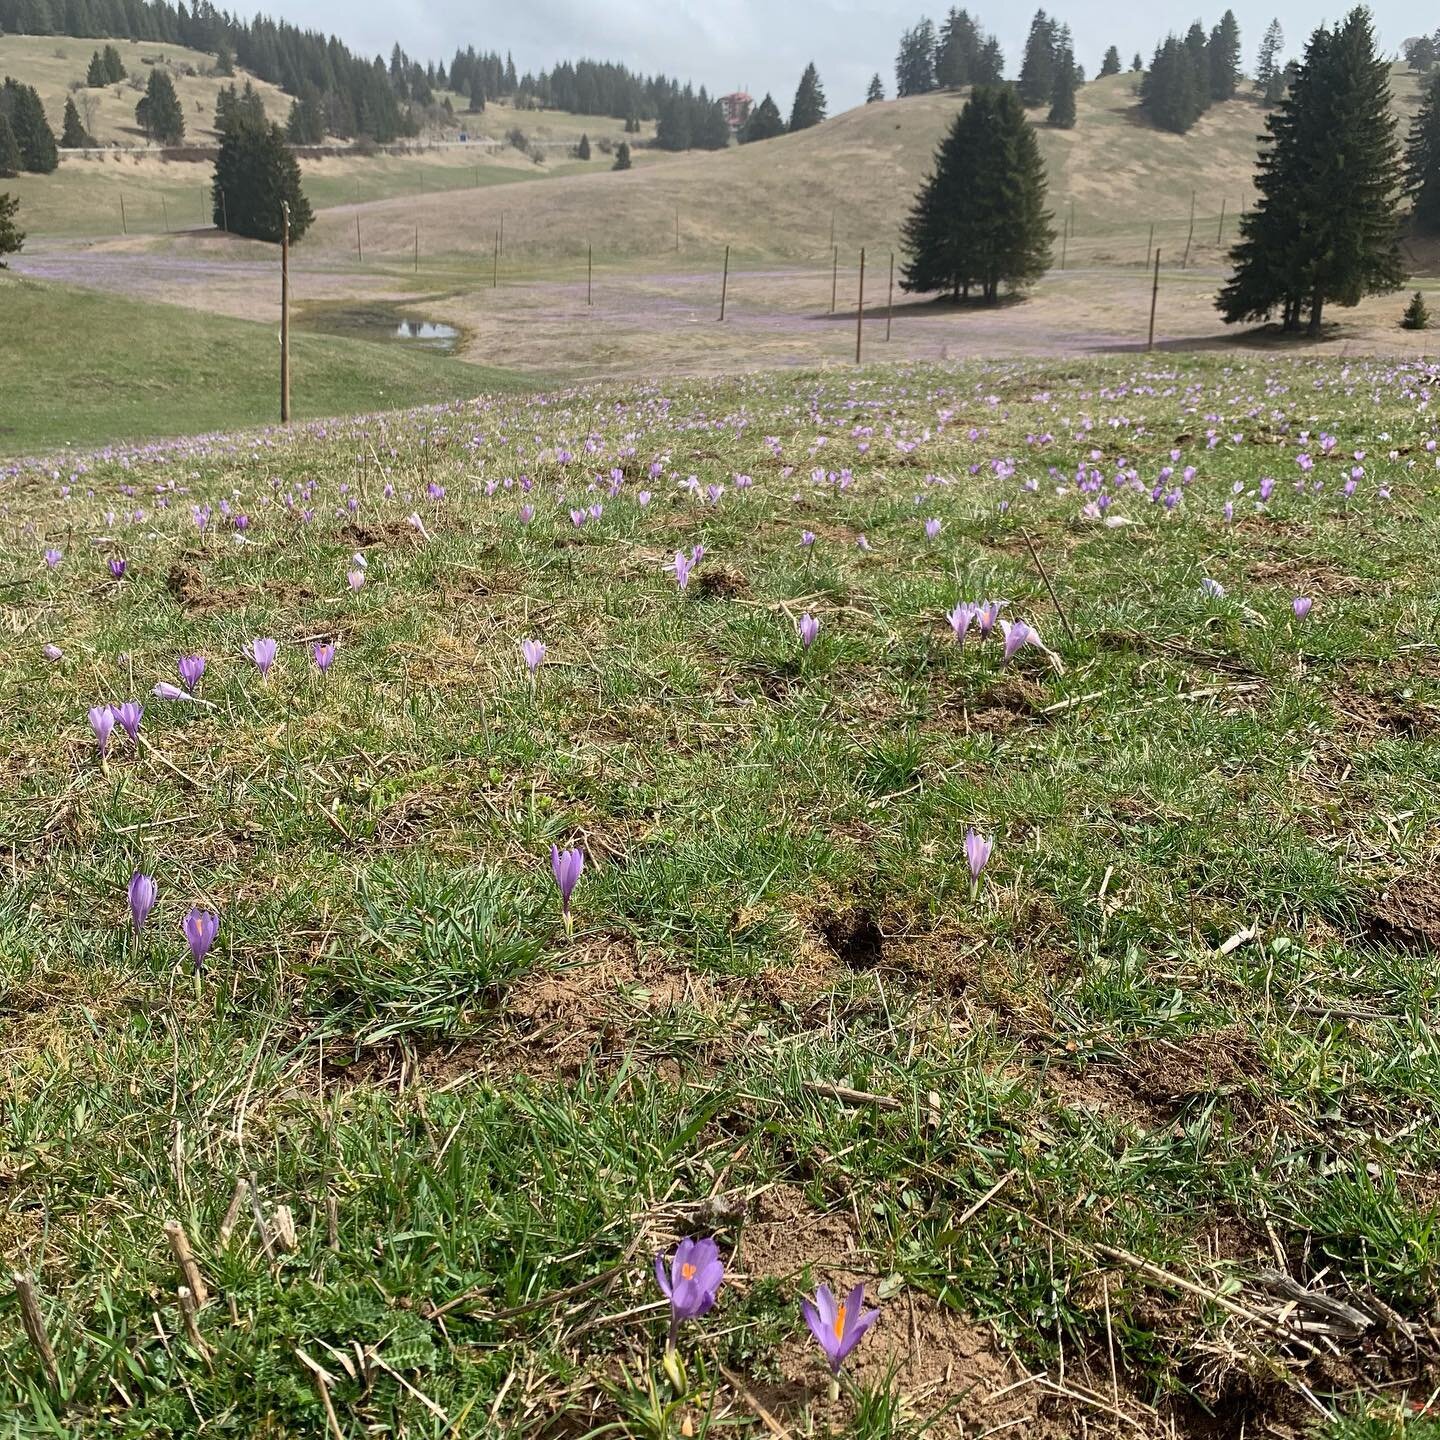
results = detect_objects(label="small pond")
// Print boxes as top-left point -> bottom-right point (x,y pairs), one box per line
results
299,305 -> 460,354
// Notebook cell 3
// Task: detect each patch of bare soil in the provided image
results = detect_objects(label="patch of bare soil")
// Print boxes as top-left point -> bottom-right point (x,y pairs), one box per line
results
340,520 -> 420,549
1364,877 -> 1440,952
1248,554 -> 1369,596
692,566 -> 751,600
1112,1030 -> 1277,1126
165,558 -> 316,614
814,906 -> 887,970
1330,687 -> 1440,740
930,674 -> 1051,736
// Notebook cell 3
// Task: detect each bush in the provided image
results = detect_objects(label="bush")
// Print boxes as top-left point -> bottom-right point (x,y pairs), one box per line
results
0,192 -> 22,265
506,125 -> 528,150
1402,290 -> 1431,329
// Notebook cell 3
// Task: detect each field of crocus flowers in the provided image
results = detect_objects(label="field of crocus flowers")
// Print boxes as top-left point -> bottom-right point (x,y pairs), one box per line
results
2,354 -> 1440,1439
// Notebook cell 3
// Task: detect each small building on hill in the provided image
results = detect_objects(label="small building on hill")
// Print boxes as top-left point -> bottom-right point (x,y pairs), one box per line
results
720,92 -> 753,131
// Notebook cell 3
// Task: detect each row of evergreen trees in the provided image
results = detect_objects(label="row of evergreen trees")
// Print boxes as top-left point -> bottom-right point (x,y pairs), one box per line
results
737,64 -> 826,145
894,11 -> 1005,98
1139,11 -> 1242,134
0,77 -> 58,172
84,42 -> 126,84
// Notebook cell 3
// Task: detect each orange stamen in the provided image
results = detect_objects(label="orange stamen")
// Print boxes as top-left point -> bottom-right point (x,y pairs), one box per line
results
681,1262 -> 696,1280
833,1302 -> 847,1340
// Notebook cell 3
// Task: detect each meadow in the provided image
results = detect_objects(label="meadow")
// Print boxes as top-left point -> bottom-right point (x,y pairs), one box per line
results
2,352 -> 1439,1438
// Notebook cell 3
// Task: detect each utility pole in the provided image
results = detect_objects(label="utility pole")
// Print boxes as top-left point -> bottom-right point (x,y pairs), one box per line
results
855,247 -> 865,364
719,244 -> 729,321
587,243 -> 593,306
830,246 -> 838,314
1147,247 -> 1160,353
280,202 -> 291,424
886,251 -> 894,342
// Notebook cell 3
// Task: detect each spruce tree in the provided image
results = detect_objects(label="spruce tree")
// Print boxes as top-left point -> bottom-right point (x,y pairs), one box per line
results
1018,11 -> 1057,106
1208,10 -> 1241,102
901,86 -> 1053,302
1219,8 -> 1404,335
0,115 -> 21,177
1255,21 -> 1283,93
1402,290 -> 1430,328
135,67 -> 184,143
977,37 -> 1005,83
789,62 -> 826,131
1048,45 -> 1076,128
1131,54 -> 1143,72
85,49 -> 108,86
469,76 -> 485,112
0,191 -> 22,266
1099,46 -> 1122,78
576,132 -> 590,160
0,79 -> 59,173
1406,72 -> 1440,233
895,19 -> 937,97
214,40 -> 235,77
102,44 -> 126,83
212,120 -> 312,243
740,93 -> 785,142
60,95 -> 91,146
865,74 -> 884,104
612,140 -> 631,170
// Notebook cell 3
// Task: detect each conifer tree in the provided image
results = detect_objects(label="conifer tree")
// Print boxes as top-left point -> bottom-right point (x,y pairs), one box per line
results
1131,53 -> 1143,72
102,44 -> 126,83
0,115 -> 21,177
214,40 -> 234,76
977,37 -> 1005,83
1099,46 -> 1122,78
1140,37 -> 1203,133
60,95 -> 91,146
85,49 -> 108,86
0,79 -> 59,173
1018,11 -> 1057,106
1208,10 -> 1241,101
1255,20 -> 1283,93
0,191 -> 22,265
1219,8 -> 1404,335
1402,290 -> 1430,328
469,76 -> 485,111
576,132 -> 590,160
865,74 -> 885,103
901,85 -> 1053,302
740,92 -> 785,142
896,19 -> 937,97
135,67 -> 184,143
612,140 -> 631,170
789,62 -> 826,131
212,119 -> 312,242
1405,72 -> 1440,233
1048,43 -> 1076,128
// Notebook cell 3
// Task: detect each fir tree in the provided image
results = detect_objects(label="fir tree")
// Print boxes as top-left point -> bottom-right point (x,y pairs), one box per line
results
1131,54 -> 1144,72
0,79 -> 59,173
212,119 -> 312,243
740,92 -> 785,142
1048,43 -> 1077,128
0,191 -> 22,265
901,85 -> 1053,302
895,19 -> 937,97
1404,36 -> 1436,72
575,132 -> 590,160
469,76 -> 485,112
788,62 -> 826,131
85,49 -> 108,86
0,114 -> 21,177
1219,7 -> 1404,335
1018,11 -> 1057,106
214,39 -> 234,76
60,95 -> 91,146
1402,290 -> 1430,328
612,140 -> 631,170
1141,37 -> 1203,133
1405,72 -> 1440,233
102,44 -> 126,83
976,37 -> 1005,83
1099,46 -> 1122,78
865,74 -> 884,104
1255,20 -> 1283,93
135,67 -> 184,143
1208,10 -> 1241,102
285,85 -> 324,145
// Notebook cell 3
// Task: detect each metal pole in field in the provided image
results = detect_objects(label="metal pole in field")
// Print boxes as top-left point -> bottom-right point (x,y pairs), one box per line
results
719,244 -> 729,321
499,210 -> 505,255
886,251 -> 894,341
119,193 -> 127,235
830,246 -> 838,314
587,243 -> 592,306
830,208 -> 836,248
280,202 -> 291,424
1147,247 -> 1160,353
855,247 -> 866,364
1216,197 -> 1226,245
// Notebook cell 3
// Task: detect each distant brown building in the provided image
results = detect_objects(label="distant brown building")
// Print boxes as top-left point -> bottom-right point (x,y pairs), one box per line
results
720,92 -> 753,131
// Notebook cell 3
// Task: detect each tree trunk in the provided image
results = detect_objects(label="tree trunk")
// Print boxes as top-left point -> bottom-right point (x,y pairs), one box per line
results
1307,291 -> 1323,336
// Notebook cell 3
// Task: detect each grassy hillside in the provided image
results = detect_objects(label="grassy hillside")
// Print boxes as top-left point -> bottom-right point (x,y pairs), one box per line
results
0,33 -> 289,146
0,273 -> 532,451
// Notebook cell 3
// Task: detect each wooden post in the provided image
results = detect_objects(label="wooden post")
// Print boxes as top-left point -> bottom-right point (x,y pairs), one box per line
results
355,214 -> 362,261
12,1273 -> 60,1394
119,193 -> 127,235
492,229 -> 498,288
587,243 -> 592,305
499,210 -> 505,254
855,247 -> 866,364
280,203 -> 291,426
830,246 -> 838,314
1216,197 -> 1226,244
1147,247 -> 1160,352
1069,199 -> 1075,241
413,223 -> 418,275
1183,191 -> 1195,270
829,208 -> 835,248
886,251 -> 894,342
161,194 -> 169,233
1061,220 -> 1068,272
719,244 -> 729,321
674,205 -> 679,253
1146,221 -> 1154,268
220,187 -> 227,234
200,183 -> 206,224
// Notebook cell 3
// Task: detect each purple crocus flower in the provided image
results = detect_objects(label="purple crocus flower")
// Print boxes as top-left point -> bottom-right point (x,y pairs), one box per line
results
550,844 -> 584,934
947,603 -> 976,642
89,705 -> 116,757
152,681 -> 192,701
347,569 -> 365,591
1292,596 -> 1313,620
924,517 -> 942,539
43,548 -> 62,569
312,643 -> 336,673
178,656 -> 205,692
965,828 -> 993,895
671,550 -> 694,591
128,872 -> 157,932
44,643 -> 63,662
654,1237 -> 725,1351
183,908 -> 219,972
519,503 -> 535,524
114,701 -> 143,741
975,601 -> 1004,638
798,613 -> 821,649
246,637 -> 278,676
1199,577 -> 1226,599
801,1283 -> 879,1392
108,558 -> 127,580
800,530 -> 816,548
637,490 -> 652,507
521,639 -> 546,672
1000,620 -> 1034,663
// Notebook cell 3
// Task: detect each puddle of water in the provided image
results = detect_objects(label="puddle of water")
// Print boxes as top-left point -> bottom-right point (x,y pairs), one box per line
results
301,306 -> 459,354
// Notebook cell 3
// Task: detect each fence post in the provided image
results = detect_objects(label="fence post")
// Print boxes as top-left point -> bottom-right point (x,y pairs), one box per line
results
161,194 -> 169,233
719,244 -> 729,321
492,229 -> 498,288
1147,247 -> 1160,353
855,247 -> 866,365
1216,197 -> 1226,245
886,251 -> 894,342
830,246 -> 838,315
119,193 -> 127,235
280,201 -> 291,425
414,223 -> 418,275
588,243 -> 592,306
355,213 -> 362,261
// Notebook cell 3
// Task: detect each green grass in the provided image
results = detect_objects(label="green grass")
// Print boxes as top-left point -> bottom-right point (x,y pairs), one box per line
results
1,353 -> 1439,1437
0,274 -> 531,450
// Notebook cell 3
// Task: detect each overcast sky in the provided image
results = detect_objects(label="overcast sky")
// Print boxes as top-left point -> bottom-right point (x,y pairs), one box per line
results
265,2 -> 1433,112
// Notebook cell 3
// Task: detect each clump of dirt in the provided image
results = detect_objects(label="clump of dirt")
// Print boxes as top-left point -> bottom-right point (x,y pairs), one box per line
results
1365,878 -> 1440,952
693,566 -> 751,600
1116,1030 -> 1276,1125
815,907 -> 886,970
738,1186 -> 859,1282
1249,554 -> 1367,595
1331,689 -> 1439,740
932,675 -> 1051,736
341,521 -> 419,548
165,559 -> 315,614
